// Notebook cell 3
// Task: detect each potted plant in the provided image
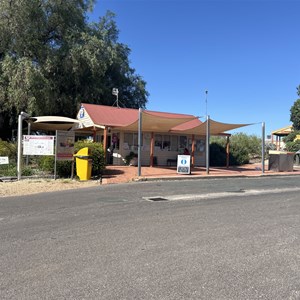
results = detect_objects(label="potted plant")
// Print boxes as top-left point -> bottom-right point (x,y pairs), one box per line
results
125,152 -> 138,166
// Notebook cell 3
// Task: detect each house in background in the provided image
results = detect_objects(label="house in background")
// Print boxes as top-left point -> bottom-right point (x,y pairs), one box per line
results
75,103 -> 248,167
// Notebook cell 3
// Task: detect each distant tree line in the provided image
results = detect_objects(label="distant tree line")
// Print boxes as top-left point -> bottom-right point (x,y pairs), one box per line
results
0,0 -> 149,140
284,86 -> 300,151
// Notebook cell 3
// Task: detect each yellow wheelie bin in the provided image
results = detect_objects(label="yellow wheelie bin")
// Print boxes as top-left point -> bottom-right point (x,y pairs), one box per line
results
74,147 -> 92,180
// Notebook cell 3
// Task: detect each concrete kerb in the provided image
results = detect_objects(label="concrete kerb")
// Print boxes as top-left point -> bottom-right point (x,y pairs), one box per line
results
134,172 -> 300,183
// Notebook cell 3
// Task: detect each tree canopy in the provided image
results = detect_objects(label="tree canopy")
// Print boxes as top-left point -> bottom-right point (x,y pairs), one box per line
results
290,86 -> 300,130
0,0 -> 149,140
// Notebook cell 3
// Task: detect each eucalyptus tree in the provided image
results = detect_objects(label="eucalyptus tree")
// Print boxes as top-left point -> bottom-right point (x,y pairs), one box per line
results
0,1 -> 148,140
290,87 -> 300,130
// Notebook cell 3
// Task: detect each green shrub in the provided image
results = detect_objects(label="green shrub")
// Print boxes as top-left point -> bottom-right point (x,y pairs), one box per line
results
209,133 -> 262,166
285,140 -> 300,152
37,141 -> 106,178
0,141 -> 17,162
210,142 -> 227,166
283,130 -> 300,152
74,141 -> 105,176
0,164 -> 17,177
22,166 -> 35,176
38,156 -> 73,177
124,151 -> 138,165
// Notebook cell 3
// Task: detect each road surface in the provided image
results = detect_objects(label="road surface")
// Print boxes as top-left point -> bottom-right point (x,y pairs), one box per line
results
1,176 -> 300,299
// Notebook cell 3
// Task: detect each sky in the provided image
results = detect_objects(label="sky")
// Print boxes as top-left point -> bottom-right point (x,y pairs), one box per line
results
88,0 -> 300,137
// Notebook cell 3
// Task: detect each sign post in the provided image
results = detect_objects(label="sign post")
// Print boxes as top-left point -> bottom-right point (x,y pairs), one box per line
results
55,131 -> 75,179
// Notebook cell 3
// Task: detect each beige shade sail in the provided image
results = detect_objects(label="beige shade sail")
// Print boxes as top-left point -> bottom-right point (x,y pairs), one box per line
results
171,118 -> 251,135
114,110 -> 197,132
27,116 -> 81,131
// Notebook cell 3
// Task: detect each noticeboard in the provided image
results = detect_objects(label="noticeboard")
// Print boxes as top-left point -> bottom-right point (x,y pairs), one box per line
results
56,130 -> 75,161
23,135 -> 55,155
177,155 -> 191,174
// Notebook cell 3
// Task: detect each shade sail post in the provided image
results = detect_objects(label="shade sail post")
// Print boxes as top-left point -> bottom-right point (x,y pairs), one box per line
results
262,122 -> 265,174
226,135 -> 230,168
138,108 -> 142,177
206,115 -> 210,175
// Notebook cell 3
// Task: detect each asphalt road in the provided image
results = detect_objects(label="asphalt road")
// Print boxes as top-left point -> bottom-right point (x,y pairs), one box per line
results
1,176 -> 300,299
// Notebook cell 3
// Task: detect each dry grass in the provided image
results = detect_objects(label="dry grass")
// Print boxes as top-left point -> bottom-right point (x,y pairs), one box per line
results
0,179 -> 98,198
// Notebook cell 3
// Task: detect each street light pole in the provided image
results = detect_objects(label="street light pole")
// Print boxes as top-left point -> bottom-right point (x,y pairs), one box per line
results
138,108 -> 142,177
206,114 -> 210,175
17,112 -> 31,180
262,122 -> 265,174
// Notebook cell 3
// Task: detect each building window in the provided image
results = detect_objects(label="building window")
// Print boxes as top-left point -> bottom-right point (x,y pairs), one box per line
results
123,132 -> 142,151
170,136 -> 178,151
179,136 -> 187,150
196,139 -> 205,152
154,134 -> 162,149
112,132 -> 120,150
163,135 -> 171,150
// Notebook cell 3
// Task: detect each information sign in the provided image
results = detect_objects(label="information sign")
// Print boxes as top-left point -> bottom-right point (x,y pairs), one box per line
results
23,135 -> 55,155
177,155 -> 191,174
56,131 -> 75,161
0,156 -> 9,165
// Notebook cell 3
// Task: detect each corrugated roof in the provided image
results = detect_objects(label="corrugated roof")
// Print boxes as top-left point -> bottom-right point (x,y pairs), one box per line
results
81,103 -> 197,129
82,103 -> 138,127
271,125 -> 292,136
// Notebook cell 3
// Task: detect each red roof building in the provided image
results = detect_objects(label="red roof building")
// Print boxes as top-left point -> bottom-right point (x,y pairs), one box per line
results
75,103 -> 248,167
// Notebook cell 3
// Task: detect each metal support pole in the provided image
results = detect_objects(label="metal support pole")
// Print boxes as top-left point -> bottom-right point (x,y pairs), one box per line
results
262,122 -> 265,174
17,114 -> 23,181
17,111 -> 31,181
206,115 -> 210,175
26,123 -> 31,165
138,108 -> 142,177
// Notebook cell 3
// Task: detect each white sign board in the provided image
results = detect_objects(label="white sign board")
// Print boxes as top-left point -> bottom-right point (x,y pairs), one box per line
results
177,155 -> 191,174
0,156 -> 9,165
23,135 -> 55,156
56,130 -> 75,161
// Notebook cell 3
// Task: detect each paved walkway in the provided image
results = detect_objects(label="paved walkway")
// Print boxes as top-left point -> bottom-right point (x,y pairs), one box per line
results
101,163 -> 300,184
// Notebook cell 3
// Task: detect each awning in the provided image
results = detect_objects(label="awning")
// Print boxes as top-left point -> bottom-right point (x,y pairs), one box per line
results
271,125 -> 292,136
114,110 -> 197,132
171,118 -> 251,135
27,116 -> 81,131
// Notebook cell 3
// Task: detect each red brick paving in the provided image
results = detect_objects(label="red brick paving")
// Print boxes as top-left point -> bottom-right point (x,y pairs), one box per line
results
101,163 -> 300,184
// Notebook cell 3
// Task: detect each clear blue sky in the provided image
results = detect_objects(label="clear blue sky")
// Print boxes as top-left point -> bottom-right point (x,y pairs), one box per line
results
89,0 -> 300,137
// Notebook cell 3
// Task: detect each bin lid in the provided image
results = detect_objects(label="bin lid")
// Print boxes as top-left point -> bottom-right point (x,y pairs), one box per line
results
74,147 -> 90,157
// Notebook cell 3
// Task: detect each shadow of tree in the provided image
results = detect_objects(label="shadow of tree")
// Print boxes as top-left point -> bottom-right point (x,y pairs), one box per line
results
102,168 -> 125,178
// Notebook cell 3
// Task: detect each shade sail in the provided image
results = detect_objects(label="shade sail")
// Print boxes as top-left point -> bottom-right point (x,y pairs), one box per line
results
114,110 -> 197,132
171,118 -> 251,135
27,116 -> 81,131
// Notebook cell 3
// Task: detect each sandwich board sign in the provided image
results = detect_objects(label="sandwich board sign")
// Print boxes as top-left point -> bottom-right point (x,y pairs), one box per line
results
177,155 -> 191,174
